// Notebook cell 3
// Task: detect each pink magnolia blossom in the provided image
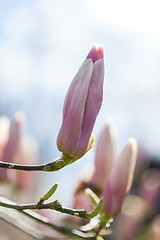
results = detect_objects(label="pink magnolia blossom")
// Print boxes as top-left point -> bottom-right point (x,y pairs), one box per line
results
72,121 -> 116,215
11,136 -> 38,190
57,45 -> 104,160
0,116 -> 10,157
0,116 -> 10,181
102,138 -> 137,217
0,112 -> 39,190
2,112 -> 24,163
0,113 -> 23,181
90,120 -> 116,191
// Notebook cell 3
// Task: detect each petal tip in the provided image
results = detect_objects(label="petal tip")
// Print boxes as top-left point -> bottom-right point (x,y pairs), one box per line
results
86,44 -> 104,63
127,138 -> 137,151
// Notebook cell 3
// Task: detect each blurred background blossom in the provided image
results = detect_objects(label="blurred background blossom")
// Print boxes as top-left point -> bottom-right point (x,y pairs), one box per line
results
0,0 -> 160,208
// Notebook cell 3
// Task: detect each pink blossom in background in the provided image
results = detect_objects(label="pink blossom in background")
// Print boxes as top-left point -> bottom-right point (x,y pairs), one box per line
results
0,116 -> 10,181
102,138 -> 137,217
72,121 -> 116,217
10,136 -> 38,190
90,120 -> 117,191
2,112 -> 24,163
0,112 -> 23,182
0,112 -> 39,191
138,169 -> 160,208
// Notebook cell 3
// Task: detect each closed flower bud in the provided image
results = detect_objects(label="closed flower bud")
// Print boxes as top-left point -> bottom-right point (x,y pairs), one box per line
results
0,113 -> 24,182
90,120 -> 117,191
3,112 -> 24,163
0,116 -> 10,156
102,138 -> 137,217
0,116 -> 10,181
57,45 -> 104,160
11,136 -> 39,190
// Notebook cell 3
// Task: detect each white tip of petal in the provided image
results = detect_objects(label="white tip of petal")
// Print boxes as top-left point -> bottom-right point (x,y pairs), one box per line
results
127,138 -> 137,155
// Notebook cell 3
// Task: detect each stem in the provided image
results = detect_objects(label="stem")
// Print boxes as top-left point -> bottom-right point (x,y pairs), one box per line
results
0,154 -> 74,172
0,158 -> 65,172
0,196 -> 96,239
0,207 -> 51,239
98,214 -> 111,231
22,210 -> 97,239
22,210 -> 82,237
0,199 -> 88,218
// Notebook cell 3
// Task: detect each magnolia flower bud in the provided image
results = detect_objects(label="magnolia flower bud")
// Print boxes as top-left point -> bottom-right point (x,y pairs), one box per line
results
90,120 -> 116,191
11,136 -> 38,190
0,116 -> 10,181
57,45 -> 104,160
3,112 -> 24,163
102,138 -> 137,217
0,116 -> 10,156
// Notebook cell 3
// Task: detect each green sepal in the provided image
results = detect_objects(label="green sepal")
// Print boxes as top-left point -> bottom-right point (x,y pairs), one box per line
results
88,198 -> 104,218
96,236 -> 104,240
60,134 -> 95,164
99,213 -> 112,229
60,153 -> 73,165
85,188 -> 100,206
85,134 -> 94,154
42,183 -> 58,201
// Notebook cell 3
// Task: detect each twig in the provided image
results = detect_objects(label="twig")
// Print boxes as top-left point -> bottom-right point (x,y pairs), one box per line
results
0,153 -> 75,172
22,210 -> 97,239
0,196 -> 96,239
0,158 -> 67,172
0,197 -> 60,239
0,198 -> 88,218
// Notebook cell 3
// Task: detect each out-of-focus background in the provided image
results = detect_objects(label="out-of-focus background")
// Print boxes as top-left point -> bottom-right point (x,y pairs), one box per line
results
0,0 -> 160,207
